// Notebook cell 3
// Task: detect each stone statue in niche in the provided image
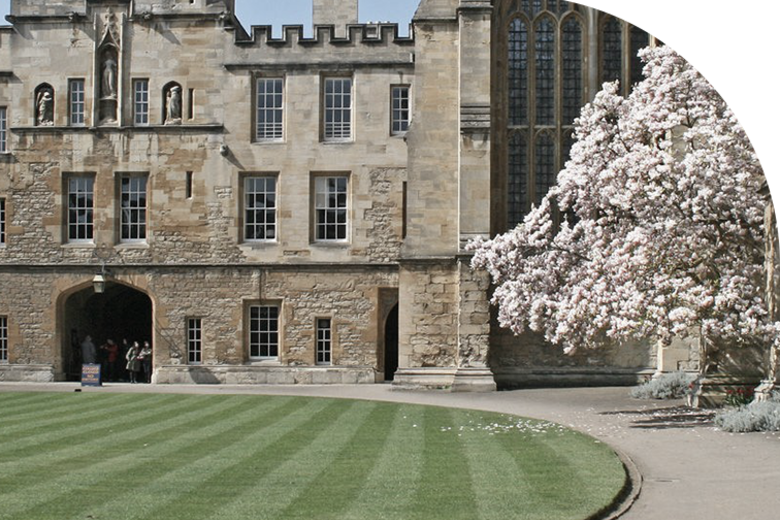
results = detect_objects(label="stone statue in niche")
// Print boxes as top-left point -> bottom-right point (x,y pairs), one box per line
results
102,56 -> 117,99
36,89 -> 54,126
165,85 -> 182,125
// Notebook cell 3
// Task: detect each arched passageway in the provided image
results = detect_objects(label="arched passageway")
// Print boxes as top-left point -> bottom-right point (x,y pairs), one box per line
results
62,283 -> 152,381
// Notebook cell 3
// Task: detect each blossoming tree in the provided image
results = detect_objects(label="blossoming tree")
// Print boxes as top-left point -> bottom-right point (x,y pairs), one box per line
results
470,47 -> 777,387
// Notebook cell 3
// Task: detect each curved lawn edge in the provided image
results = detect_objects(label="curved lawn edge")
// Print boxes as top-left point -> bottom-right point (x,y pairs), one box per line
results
0,385 -> 643,520
587,448 -> 642,520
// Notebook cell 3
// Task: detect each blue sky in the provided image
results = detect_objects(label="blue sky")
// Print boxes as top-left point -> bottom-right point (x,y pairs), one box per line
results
0,1 -> 419,35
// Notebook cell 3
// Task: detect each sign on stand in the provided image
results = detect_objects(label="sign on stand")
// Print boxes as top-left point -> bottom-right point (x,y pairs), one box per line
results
81,364 -> 102,387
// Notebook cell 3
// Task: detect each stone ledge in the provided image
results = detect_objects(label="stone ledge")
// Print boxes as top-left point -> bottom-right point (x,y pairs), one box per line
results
155,365 -> 377,385
493,367 -> 654,389
0,364 -> 55,382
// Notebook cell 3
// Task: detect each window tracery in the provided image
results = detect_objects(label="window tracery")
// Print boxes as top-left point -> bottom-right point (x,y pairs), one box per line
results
500,2 -> 652,228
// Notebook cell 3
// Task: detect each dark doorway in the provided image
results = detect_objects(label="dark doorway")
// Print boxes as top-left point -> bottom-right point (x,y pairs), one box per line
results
384,304 -> 399,381
63,283 -> 152,381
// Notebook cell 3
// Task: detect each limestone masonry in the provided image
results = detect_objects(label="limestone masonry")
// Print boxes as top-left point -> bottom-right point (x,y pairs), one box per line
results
0,0 -> 700,389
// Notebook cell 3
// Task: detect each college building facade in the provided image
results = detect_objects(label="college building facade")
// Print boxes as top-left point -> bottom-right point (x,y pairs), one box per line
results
0,0 -> 703,389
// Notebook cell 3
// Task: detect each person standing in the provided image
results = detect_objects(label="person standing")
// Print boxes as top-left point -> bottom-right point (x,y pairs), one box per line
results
80,335 -> 96,365
101,339 -> 119,382
139,341 -> 153,384
125,342 -> 141,384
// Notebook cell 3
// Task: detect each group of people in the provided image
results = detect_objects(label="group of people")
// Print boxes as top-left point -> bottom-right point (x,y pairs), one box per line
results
79,336 -> 153,384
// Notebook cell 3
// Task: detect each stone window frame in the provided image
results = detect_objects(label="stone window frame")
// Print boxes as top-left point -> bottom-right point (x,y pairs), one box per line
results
64,174 -> 96,244
321,75 -> 354,143
598,14 -> 651,97
0,315 -> 7,363
390,84 -> 411,136
117,173 -> 149,244
0,197 -> 5,246
0,106 -> 7,153
254,76 -> 285,143
315,317 -> 333,366
133,78 -> 150,126
187,317 -> 202,365
69,78 -> 86,127
241,173 -> 279,244
311,173 -> 351,244
246,302 -> 282,362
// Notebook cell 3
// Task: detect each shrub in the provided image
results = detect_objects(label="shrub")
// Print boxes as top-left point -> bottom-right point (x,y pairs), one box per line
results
630,371 -> 697,400
715,395 -> 780,432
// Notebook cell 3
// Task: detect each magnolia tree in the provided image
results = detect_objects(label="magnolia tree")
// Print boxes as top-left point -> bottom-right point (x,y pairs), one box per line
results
470,47 -> 778,382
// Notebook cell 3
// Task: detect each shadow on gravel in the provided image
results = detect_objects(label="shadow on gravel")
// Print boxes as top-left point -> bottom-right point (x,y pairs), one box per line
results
599,406 -> 715,429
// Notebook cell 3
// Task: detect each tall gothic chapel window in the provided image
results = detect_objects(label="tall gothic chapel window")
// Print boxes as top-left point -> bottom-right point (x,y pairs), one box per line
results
506,2 -> 584,227
502,2 -> 650,228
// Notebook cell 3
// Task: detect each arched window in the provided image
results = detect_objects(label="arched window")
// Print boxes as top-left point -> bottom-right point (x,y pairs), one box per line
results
500,2 -> 652,229
505,9 -> 584,227
601,15 -> 623,85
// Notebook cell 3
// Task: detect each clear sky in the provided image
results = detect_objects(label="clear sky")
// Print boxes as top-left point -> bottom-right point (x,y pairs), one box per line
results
0,1 -> 420,36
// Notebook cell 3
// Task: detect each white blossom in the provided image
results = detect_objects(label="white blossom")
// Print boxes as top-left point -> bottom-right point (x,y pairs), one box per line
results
470,47 -> 775,359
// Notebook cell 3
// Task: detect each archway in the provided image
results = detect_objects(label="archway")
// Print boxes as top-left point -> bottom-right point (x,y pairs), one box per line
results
62,283 -> 152,382
384,304 -> 399,381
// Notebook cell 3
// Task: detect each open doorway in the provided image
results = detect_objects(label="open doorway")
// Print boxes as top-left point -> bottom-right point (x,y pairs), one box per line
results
384,304 -> 399,381
62,283 -> 152,382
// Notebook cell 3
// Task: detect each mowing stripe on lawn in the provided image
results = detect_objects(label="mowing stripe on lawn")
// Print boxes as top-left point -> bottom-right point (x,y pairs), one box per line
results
73,396 -> 312,520
273,401 -> 398,520
0,393 -> 146,436
143,397 -> 352,520
0,394 -> 245,514
0,392 -> 78,416
537,432 -> 625,513
457,411 -> 533,520
0,392 -> 114,423
204,400 -> 379,520
0,394 -> 186,466
339,403 -> 426,520
409,405 -> 479,520
8,396 -> 304,520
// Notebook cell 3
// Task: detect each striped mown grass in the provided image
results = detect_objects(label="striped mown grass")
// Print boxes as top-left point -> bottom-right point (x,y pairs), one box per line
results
0,392 -> 626,520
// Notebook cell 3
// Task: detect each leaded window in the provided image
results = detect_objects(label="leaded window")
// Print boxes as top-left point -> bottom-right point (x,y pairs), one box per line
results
506,10 -> 584,227
323,78 -> 352,141
391,85 -> 411,135
534,17 -> 556,125
187,318 -> 202,365
249,305 -> 279,360
120,176 -> 147,242
0,107 -> 7,153
244,176 -> 277,242
67,177 -> 94,242
69,79 -> 85,126
316,318 -> 332,365
314,176 -> 348,242
601,16 -> 623,85
0,198 -> 5,245
0,316 -> 7,363
631,26 -> 650,85
256,78 -> 284,141
134,79 -> 149,126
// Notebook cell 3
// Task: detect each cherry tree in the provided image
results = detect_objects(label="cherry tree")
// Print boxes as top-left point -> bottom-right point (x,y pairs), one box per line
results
470,47 -> 777,378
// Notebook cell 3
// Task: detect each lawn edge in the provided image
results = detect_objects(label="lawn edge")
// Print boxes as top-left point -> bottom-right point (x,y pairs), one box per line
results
587,447 -> 642,520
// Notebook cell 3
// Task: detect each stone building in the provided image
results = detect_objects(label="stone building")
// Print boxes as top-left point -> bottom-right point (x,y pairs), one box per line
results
0,0 -> 688,389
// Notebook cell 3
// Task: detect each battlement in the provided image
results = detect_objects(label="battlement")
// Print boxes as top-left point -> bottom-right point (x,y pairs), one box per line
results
234,23 -> 415,48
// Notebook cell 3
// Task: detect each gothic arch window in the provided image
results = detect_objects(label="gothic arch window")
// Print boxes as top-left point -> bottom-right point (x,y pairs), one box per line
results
499,2 -> 652,229
505,7 -> 585,226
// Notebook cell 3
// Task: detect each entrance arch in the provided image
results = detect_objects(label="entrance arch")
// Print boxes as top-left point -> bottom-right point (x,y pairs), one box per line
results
61,282 -> 153,381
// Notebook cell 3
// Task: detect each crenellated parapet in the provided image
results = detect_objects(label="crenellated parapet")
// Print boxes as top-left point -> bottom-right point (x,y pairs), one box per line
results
234,23 -> 414,48
224,23 -> 415,70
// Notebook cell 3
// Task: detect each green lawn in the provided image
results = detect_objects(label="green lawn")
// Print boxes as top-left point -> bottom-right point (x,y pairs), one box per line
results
0,392 -> 626,520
